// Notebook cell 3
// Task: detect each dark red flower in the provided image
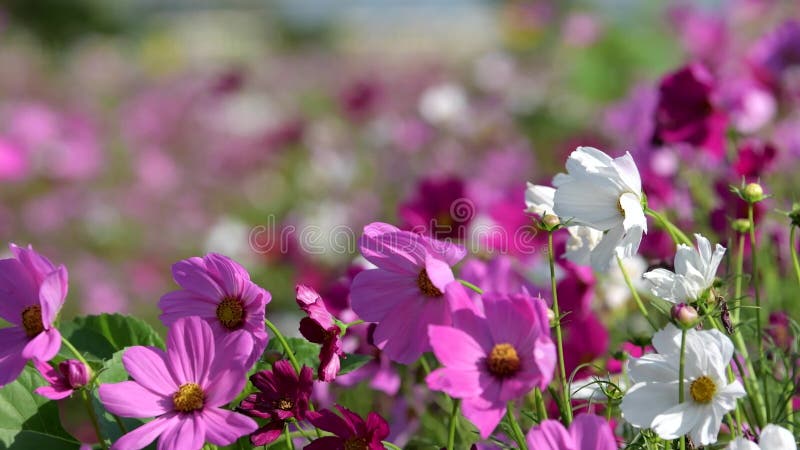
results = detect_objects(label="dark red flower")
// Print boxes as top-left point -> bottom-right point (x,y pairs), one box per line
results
296,284 -> 344,382
306,405 -> 390,450
653,64 -> 727,159
398,176 -> 472,240
733,139 -> 777,179
238,360 -> 313,446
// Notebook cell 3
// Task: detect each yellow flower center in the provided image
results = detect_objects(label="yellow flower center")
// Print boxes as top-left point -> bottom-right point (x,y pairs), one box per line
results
344,437 -> 368,450
417,269 -> 443,297
216,297 -> 245,330
277,398 -> 294,411
21,305 -> 44,338
487,343 -> 521,378
690,376 -> 717,404
172,383 -> 205,412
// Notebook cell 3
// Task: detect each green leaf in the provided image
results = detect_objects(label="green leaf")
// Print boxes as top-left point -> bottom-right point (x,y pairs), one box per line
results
0,366 -> 80,449
338,354 -> 372,376
265,337 -> 319,370
91,351 -> 147,446
59,314 -> 164,362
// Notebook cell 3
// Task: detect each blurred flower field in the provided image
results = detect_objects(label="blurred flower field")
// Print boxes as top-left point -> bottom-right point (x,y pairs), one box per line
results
1,0 -> 800,449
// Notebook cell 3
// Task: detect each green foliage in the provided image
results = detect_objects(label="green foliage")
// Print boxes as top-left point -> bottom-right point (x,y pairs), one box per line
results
59,314 -> 165,364
0,366 -> 80,449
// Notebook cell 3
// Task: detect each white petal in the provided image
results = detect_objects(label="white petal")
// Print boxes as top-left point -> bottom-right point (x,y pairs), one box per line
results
590,225 -> 625,271
566,146 -> 615,175
759,424 -> 797,450
651,323 -> 683,356
621,381 -> 679,429
627,354 -> 679,384
715,381 -> 746,411
651,401 -> 701,440
615,224 -> 644,260
620,192 -> 646,232
612,151 -> 642,193
524,183 -> 556,216
554,176 -> 622,230
643,268 -> 681,303
727,437 -> 760,450
689,403 -> 723,446
564,226 -> 602,266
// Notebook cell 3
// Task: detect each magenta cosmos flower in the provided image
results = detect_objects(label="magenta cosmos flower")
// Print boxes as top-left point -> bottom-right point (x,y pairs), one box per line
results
0,244 -> 67,387
526,414 -> 617,450
33,359 -> 89,400
238,360 -> 313,445
159,253 -> 270,368
350,222 -> 472,363
306,405 -> 390,450
99,317 -> 257,450
426,292 -> 556,438
296,284 -> 344,382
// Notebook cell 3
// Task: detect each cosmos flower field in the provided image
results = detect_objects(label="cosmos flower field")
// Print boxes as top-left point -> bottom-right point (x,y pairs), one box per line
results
1,1 -> 800,449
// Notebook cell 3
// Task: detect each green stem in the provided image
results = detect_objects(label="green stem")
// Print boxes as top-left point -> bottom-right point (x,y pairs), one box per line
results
61,336 -> 91,368
734,233 -> 745,323
748,204 -> 769,422
265,319 -> 301,374
549,232 -> 572,425
284,422 -> 295,450
678,328 -> 687,450
82,389 -> 107,450
616,255 -> 658,331
382,442 -> 403,450
534,388 -> 548,423
447,399 -> 460,450
458,279 -> 484,295
791,226 -> 800,288
418,355 -> 432,376
645,208 -> 692,246
343,319 -> 365,328
506,402 -> 528,450
113,414 -> 127,434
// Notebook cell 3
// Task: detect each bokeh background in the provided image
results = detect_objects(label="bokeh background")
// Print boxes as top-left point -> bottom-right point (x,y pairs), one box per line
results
0,0 -> 798,339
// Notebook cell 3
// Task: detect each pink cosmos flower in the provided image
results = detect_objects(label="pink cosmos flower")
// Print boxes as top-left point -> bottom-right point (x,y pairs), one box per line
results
426,292 -> 556,438
526,414 -> 617,450
306,405 -> 390,450
296,284 -> 344,382
350,222 -> 473,363
0,244 -> 67,387
238,360 -> 314,446
98,317 -> 257,450
158,253 -> 270,368
33,359 -> 89,400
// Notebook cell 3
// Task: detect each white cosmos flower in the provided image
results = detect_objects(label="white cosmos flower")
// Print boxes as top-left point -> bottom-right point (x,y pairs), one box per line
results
551,146 -> 647,271
642,233 -> 726,303
525,182 -> 604,267
621,324 -> 746,446
727,424 -> 797,450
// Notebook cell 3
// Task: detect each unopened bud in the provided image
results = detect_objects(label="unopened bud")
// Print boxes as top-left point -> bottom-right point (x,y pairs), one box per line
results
547,308 -> 557,326
742,182 -> 765,203
789,203 -> 800,228
60,360 -> 90,389
731,218 -> 750,234
541,214 -> 560,230
671,303 -> 699,328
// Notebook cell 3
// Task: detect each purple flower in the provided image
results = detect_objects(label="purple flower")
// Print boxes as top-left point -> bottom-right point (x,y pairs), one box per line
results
733,139 -> 776,179
526,414 -> 618,450
399,176 -> 472,240
306,405 -> 390,450
0,244 -> 67,387
749,20 -> 800,94
350,222 -> 473,363
426,293 -> 556,438
653,64 -> 727,159
239,360 -> 313,446
296,284 -> 344,382
98,317 -> 257,450
33,359 -> 90,400
158,253 -> 270,368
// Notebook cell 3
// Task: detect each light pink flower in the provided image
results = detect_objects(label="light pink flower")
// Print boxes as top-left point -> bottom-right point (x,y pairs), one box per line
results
33,359 -> 89,400
526,414 -> 618,450
0,244 -> 67,387
99,317 -> 257,450
158,253 -> 270,368
426,292 -> 556,438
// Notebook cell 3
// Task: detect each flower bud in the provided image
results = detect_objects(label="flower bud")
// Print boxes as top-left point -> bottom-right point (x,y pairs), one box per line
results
742,182 -> 765,203
541,214 -> 560,229
671,303 -> 699,328
546,308 -> 557,327
789,202 -> 800,228
59,360 -> 90,388
731,218 -> 750,234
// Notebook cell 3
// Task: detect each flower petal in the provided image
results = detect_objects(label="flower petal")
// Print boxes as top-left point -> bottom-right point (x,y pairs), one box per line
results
22,328 -> 61,361
0,258 -> 38,323
111,413 -> 175,450
98,381 -> 171,418
166,317 -> 214,386
571,414 -> 617,450
759,424 -> 797,450
651,401 -> 700,440
171,257 -> 225,299
122,346 -> 178,396
202,408 -> 258,446
157,413 -> 205,450
460,397 -> 505,439
525,419 -> 573,450
620,381 -> 679,429
38,266 -> 67,326
350,269 -> 418,323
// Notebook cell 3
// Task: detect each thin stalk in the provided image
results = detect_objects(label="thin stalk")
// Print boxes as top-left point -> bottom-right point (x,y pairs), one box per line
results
791,226 -> 800,288
645,208 -> 692,246
382,442 -> 403,450
61,336 -> 91,368
265,319 -> 301,374
549,232 -> 572,424
734,233 -> 745,322
113,414 -> 127,434
748,204 -> 769,422
447,399 -> 460,450
82,389 -> 108,450
419,355 -> 432,376
284,422 -> 295,450
616,255 -> 658,331
506,402 -> 528,450
679,328 -> 687,450
534,388 -> 548,423
458,279 -> 484,295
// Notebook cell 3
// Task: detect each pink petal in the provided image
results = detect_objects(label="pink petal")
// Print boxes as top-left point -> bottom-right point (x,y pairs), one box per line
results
122,346 -> 178,396
0,258 -> 38,323
111,413 -> 175,450
373,295 -> 448,364
358,225 -> 425,273
571,414 -> 617,450
171,257 -> 225,299
461,398 -> 505,439
419,236 -> 467,266
157,413 -> 205,450
423,254 -> 455,293
22,328 -> 61,360
426,367 -> 482,398
0,327 -> 29,386
428,324 -> 485,370
206,331 -> 252,407
33,358 -> 60,384
34,385 -> 73,400
203,254 -> 247,297
38,266 -> 67,327
98,381 -> 171,418
157,290 -> 218,327
9,244 -> 56,285
167,317 -> 214,386
526,419 -> 574,450
350,269 -> 418,322
202,408 -> 258,446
